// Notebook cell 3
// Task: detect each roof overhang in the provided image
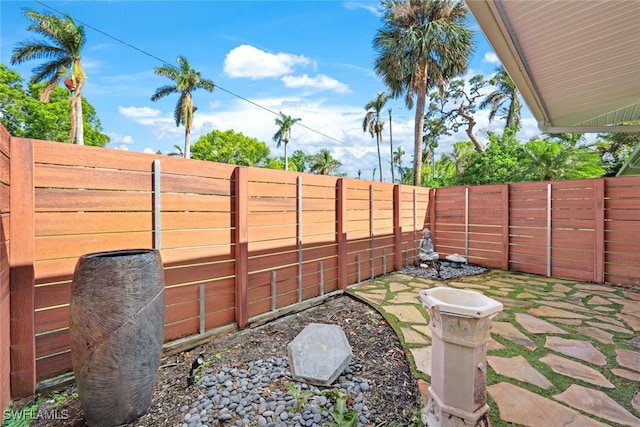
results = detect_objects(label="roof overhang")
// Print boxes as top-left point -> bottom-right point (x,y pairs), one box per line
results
466,0 -> 640,134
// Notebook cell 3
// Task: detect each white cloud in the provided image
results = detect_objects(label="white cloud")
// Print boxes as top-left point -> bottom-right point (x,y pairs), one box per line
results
281,74 -> 351,94
112,144 -> 129,151
224,45 -> 313,79
143,148 -> 156,154
483,52 -> 500,65
343,1 -> 381,16
108,132 -> 134,144
118,106 -> 161,119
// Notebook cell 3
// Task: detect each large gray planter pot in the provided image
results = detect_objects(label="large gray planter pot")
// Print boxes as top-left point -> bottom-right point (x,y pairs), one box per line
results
70,249 -> 165,426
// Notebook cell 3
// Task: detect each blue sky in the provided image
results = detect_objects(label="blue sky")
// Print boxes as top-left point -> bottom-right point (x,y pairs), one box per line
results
1,0 -> 541,181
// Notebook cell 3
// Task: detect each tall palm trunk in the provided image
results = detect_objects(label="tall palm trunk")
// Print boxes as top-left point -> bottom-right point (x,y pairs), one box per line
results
68,94 -> 77,144
184,129 -> 191,159
376,132 -> 383,182
75,89 -> 84,145
389,109 -> 395,183
284,139 -> 289,171
413,61 -> 428,186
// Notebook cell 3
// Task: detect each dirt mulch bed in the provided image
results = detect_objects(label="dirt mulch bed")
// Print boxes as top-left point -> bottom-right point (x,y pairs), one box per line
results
30,295 -> 422,426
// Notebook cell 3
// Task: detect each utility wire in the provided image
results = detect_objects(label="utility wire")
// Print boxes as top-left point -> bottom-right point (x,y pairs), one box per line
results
32,0 -> 385,163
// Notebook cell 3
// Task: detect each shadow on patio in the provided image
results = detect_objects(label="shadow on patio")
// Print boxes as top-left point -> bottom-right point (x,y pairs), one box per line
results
349,270 -> 640,426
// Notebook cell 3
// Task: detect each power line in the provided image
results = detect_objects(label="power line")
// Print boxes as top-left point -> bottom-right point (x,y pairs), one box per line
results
32,0 -> 384,163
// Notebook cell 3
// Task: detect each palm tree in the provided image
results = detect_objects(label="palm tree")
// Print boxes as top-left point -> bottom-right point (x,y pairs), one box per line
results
363,92 -> 389,182
309,149 -> 342,175
11,8 -> 87,144
374,0 -> 474,186
521,135 -> 604,181
393,146 -> 405,182
168,144 -> 184,157
151,56 -> 214,159
480,65 -> 521,131
273,112 -> 301,171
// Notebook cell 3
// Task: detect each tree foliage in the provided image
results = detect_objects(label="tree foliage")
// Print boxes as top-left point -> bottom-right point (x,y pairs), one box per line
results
11,8 -> 88,144
191,129 -> 269,166
273,112 -> 301,171
151,55 -> 214,159
308,148 -> 343,175
593,128 -> 640,176
363,92 -> 389,182
374,0 -> 474,186
480,65 -> 521,131
0,64 -> 108,146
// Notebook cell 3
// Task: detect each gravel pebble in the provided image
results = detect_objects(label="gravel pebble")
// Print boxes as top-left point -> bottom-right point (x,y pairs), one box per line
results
183,356 -> 372,426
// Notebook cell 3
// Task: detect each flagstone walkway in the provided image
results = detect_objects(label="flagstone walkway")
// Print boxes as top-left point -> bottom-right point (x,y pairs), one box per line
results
348,270 -> 640,427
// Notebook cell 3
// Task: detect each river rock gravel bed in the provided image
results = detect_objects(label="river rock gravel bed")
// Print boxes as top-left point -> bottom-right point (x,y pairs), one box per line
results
179,357 -> 373,427
30,295 -> 422,426
402,261 -> 487,280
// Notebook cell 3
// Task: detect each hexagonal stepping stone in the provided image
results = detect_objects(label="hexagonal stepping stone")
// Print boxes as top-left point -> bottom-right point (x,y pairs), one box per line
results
491,322 -> 537,351
616,348 -> 640,373
633,391 -> 640,412
515,313 -> 568,335
545,337 -> 606,366
554,384 -> 640,426
487,382 -> 609,427
575,326 -> 613,344
287,323 -> 353,386
487,355 -> 552,389
540,354 -> 614,388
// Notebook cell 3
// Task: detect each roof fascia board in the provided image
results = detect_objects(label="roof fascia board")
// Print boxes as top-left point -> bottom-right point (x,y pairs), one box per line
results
540,125 -> 640,134
465,0 -> 550,128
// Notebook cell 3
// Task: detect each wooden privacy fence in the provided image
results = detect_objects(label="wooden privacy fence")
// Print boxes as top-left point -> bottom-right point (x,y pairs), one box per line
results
0,130 -> 429,403
429,179 -> 640,286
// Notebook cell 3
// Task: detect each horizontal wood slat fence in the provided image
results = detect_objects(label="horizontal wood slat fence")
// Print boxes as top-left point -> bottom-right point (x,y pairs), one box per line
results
429,178 -> 640,286
2,124 -> 639,408
1,132 -> 429,403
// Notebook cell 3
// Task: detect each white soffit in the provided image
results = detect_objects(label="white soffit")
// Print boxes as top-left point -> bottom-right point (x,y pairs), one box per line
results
466,0 -> 640,133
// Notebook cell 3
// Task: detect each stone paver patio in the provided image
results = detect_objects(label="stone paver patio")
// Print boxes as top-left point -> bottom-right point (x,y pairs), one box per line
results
349,270 -> 640,427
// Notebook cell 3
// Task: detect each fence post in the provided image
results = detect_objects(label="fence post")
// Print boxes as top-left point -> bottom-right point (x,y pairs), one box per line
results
465,187 -> 470,261
547,183 -> 552,277
501,184 -> 510,271
369,185 -> 375,280
393,185 -> 402,271
336,179 -> 347,291
594,179 -> 605,283
297,176 -> 303,303
152,159 -> 161,250
234,167 -> 249,329
9,137 -> 36,400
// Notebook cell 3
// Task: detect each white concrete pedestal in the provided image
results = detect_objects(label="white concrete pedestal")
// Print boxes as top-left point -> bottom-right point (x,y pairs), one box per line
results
420,287 -> 503,427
